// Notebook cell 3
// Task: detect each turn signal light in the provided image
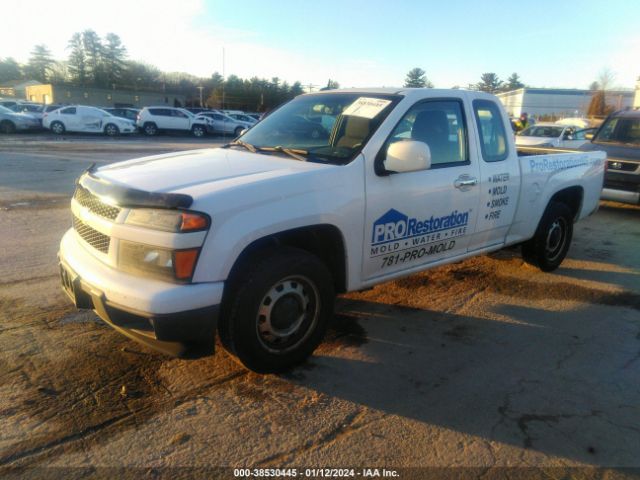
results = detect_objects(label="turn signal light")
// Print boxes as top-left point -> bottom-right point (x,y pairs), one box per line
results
180,212 -> 209,232
174,249 -> 200,280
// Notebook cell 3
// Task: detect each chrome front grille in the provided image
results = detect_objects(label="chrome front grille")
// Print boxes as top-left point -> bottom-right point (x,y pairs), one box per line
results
73,215 -> 110,254
74,185 -> 121,220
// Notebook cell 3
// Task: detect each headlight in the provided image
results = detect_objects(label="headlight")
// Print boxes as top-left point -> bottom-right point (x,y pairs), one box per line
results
124,208 -> 209,232
118,241 -> 200,282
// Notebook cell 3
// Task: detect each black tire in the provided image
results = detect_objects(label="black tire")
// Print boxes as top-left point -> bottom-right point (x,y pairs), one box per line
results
143,122 -> 158,136
104,123 -> 119,136
0,120 -> 16,134
522,201 -> 573,272
50,121 -> 65,135
234,126 -> 244,137
192,124 -> 206,138
219,247 -> 335,373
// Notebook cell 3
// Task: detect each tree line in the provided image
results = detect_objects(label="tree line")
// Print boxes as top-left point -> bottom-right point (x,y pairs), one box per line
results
403,67 -> 525,93
0,32 -> 312,111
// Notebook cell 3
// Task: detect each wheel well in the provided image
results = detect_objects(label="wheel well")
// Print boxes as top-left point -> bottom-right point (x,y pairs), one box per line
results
228,225 -> 347,293
549,186 -> 583,220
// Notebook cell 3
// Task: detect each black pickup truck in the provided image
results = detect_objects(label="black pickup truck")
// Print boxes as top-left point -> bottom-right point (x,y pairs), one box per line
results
579,108 -> 640,205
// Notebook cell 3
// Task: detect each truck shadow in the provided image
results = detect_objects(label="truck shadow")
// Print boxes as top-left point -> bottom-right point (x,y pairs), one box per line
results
288,295 -> 640,466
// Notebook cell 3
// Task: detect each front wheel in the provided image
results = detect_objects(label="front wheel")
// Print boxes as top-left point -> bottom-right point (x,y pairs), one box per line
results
234,126 -> 244,137
192,124 -> 206,138
219,248 -> 335,373
104,123 -> 119,136
522,201 -> 573,272
0,120 -> 16,134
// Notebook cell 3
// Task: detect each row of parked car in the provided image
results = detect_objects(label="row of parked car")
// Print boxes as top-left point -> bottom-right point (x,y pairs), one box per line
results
0,99 -> 262,138
514,119 -> 598,149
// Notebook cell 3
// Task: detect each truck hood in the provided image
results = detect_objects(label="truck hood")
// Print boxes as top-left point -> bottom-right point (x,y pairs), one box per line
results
94,147 -> 332,194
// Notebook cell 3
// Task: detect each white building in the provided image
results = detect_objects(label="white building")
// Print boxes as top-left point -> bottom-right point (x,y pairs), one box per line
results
496,87 -> 635,118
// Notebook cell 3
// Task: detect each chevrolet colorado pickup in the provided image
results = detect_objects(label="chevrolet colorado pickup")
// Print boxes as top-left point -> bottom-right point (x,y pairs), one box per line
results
59,88 -> 606,373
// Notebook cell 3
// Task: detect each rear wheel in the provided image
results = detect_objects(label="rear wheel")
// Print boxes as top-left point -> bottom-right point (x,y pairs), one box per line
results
192,124 -> 206,138
522,201 -> 573,272
104,123 -> 119,136
0,120 -> 16,134
143,122 -> 158,136
219,248 -> 335,373
50,121 -> 65,135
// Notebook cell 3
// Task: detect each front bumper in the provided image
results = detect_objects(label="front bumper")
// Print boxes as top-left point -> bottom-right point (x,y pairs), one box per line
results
59,229 -> 223,356
16,122 -> 41,131
602,171 -> 640,204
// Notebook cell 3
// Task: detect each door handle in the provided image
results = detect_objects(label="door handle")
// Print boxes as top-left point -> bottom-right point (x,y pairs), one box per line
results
454,175 -> 478,190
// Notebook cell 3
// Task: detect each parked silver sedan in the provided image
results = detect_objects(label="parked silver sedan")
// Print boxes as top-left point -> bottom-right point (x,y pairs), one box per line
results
0,105 -> 41,133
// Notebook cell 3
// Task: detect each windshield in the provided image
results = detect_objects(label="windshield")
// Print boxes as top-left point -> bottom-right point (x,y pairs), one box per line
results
239,93 -> 400,164
0,105 -> 14,114
519,126 -> 564,138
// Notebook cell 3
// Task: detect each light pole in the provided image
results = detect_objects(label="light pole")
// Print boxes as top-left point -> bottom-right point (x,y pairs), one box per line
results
222,47 -> 226,110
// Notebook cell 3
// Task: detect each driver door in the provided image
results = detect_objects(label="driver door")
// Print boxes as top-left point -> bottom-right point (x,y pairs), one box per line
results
363,98 -> 481,280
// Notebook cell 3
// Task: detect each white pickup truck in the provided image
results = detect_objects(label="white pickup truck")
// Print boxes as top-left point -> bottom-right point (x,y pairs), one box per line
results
59,88 -> 605,373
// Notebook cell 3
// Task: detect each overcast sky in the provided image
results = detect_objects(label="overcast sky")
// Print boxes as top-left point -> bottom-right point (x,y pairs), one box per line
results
2,0 -> 639,90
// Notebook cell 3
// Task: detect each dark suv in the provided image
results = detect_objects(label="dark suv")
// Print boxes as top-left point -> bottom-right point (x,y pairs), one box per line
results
580,108 -> 640,204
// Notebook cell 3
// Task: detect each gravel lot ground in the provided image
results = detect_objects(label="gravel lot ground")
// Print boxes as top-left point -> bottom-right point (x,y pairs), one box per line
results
1,134 -> 639,479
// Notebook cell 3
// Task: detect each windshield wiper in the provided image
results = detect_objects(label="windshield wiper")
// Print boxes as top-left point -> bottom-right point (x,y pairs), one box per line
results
257,146 -> 308,162
222,139 -> 257,153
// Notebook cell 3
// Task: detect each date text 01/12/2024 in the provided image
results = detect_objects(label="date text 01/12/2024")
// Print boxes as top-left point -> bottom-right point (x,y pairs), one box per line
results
233,467 -> 400,477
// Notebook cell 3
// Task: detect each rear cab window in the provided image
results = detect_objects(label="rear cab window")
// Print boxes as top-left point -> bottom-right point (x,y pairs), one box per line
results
473,100 -> 508,162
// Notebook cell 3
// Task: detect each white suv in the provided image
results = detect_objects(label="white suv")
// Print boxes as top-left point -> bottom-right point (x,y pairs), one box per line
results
137,107 -> 214,137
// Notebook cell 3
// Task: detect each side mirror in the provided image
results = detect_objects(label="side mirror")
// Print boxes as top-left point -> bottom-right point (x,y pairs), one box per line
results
384,140 -> 431,174
585,132 -> 594,140
565,135 -> 574,141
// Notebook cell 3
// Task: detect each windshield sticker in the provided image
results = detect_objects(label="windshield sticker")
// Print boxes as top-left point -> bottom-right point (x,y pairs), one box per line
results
342,97 -> 392,119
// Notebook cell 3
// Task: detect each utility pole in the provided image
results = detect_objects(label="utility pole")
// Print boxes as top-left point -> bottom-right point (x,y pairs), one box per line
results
222,47 -> 226,110
197,86 -> 204,107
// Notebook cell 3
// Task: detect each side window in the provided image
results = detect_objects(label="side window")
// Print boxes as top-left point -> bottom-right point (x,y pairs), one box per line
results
213,114 -> 224,121
386,100 -> 468,167
616,118 -> 640,144
60,107 -> 76,115
149,108 -> 169,116
172,110 -> 187,118
473,100 -> 508,162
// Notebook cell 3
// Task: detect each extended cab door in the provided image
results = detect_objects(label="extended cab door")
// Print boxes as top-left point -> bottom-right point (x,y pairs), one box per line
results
363,97 -> 481,280
466,98 -> 520,251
